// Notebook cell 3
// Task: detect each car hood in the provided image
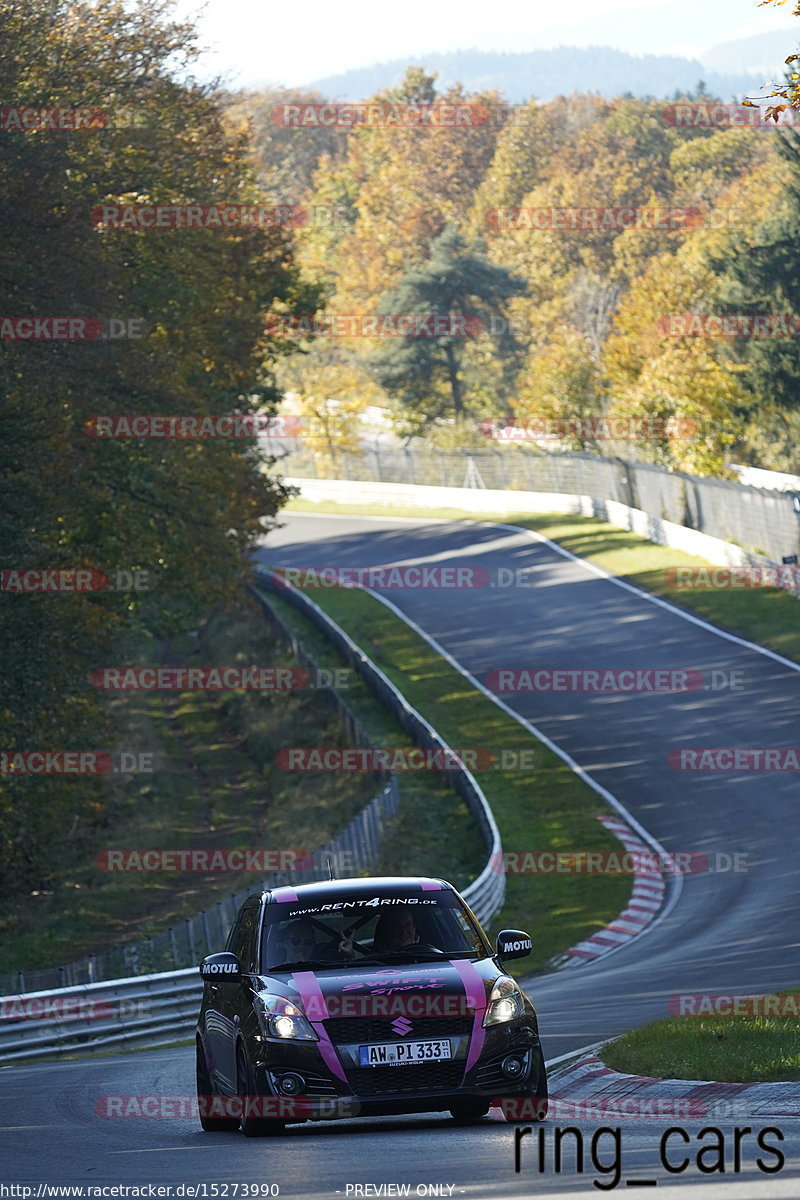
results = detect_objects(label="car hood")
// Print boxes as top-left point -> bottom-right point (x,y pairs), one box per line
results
254,957 -> 501,1020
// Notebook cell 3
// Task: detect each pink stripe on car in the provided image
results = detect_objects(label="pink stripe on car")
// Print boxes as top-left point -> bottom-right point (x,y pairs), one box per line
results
291,970 -> 348,1082
450,959 -> 487,1072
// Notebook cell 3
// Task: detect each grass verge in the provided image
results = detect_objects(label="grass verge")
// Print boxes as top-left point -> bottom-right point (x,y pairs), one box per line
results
256,586 -> 487,892
601,994 -> 800,1082
261,578 -> 633,976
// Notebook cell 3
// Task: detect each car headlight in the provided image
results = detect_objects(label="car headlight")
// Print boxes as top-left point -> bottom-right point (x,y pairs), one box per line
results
483,976 -> 524,1027
255,993 -> 318,1041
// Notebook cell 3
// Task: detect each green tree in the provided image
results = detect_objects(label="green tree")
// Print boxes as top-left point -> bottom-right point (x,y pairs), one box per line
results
368,226 -> 526,431
712,131 -> 800,468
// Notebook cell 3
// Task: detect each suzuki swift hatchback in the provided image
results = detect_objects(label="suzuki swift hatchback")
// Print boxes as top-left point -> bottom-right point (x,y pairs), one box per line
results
196,875 -> 547,1135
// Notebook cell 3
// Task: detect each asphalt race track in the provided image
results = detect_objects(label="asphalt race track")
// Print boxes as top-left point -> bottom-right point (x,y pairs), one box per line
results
4,511 -> 800,1197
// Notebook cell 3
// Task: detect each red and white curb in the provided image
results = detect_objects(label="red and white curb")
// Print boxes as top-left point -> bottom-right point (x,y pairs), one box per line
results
546,1052 -> 800,1120
560,815 -> 671,966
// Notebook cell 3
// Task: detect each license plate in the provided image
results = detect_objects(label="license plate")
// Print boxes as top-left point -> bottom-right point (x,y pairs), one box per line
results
358,1039 -> 452,1066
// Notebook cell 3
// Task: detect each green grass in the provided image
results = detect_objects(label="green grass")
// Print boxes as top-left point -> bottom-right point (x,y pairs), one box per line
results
263,579 -> 632,976
286,498 -> 800,665
602,994 -> 800,1082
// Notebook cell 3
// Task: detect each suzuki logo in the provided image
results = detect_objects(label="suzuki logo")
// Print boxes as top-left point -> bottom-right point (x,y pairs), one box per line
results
391,1016 -> 412,1036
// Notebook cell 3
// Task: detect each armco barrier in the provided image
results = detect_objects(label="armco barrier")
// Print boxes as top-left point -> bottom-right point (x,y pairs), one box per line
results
0,968 -> 201,1064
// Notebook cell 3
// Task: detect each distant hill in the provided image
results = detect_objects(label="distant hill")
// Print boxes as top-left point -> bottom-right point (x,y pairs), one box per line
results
308,41 -> 796,104
700,27 -> 799,76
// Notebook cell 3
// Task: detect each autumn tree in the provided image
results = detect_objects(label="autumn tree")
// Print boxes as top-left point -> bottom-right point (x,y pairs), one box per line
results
0,0 -> 305,893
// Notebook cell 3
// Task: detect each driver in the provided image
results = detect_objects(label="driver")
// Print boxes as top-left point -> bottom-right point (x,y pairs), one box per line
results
373,910 -> 420,952
281,918 -> 317,962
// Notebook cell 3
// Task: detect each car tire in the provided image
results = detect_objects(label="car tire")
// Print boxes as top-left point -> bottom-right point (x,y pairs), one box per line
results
237,1046 -> 285,1138
196,1042 -> 240,1132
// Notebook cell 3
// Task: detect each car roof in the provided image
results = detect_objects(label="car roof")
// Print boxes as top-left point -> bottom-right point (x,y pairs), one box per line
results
260,875 -> 454,904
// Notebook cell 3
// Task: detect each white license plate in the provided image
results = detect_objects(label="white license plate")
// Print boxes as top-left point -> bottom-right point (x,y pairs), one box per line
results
358,1039 -> 452,1066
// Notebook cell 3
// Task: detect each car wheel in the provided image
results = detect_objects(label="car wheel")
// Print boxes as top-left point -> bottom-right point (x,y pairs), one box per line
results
196,1042 -> 240,1132
449,1099 -> 491,1123
237,1046 -> 285,1138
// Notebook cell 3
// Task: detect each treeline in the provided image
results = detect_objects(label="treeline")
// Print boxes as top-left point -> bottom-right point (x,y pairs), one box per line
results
0,0 -> 309,894
236,69 -> 800,475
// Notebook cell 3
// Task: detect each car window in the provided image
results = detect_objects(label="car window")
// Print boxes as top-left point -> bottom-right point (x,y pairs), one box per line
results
260,891 -> 488,970
229,903 -> 259,971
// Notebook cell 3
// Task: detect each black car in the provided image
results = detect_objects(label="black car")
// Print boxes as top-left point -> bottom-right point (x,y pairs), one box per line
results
195,875 -> 547,1136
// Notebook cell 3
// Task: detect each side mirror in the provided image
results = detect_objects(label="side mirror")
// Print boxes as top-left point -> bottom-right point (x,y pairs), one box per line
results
496,929 -> 533,960
199,951 -> 241,980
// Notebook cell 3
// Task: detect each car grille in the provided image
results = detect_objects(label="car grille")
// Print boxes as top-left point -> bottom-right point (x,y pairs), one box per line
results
325,1016 -> 473,1044
347,1060 -> 465,1096
299,1071 -> 340,1097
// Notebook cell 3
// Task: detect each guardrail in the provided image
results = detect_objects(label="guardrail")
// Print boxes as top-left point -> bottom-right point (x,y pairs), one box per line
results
0,575 -> 505,1063
0,968 -> 201,1064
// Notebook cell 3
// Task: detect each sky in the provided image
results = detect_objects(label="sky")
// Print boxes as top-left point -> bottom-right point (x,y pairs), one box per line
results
171,0 -> 798,89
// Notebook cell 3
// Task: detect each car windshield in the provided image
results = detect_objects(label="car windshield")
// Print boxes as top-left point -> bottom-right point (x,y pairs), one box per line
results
260,890 -> 489,972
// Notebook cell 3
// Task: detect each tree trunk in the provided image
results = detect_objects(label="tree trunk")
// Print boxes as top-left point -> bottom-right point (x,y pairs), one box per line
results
445,342 -> 464,416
